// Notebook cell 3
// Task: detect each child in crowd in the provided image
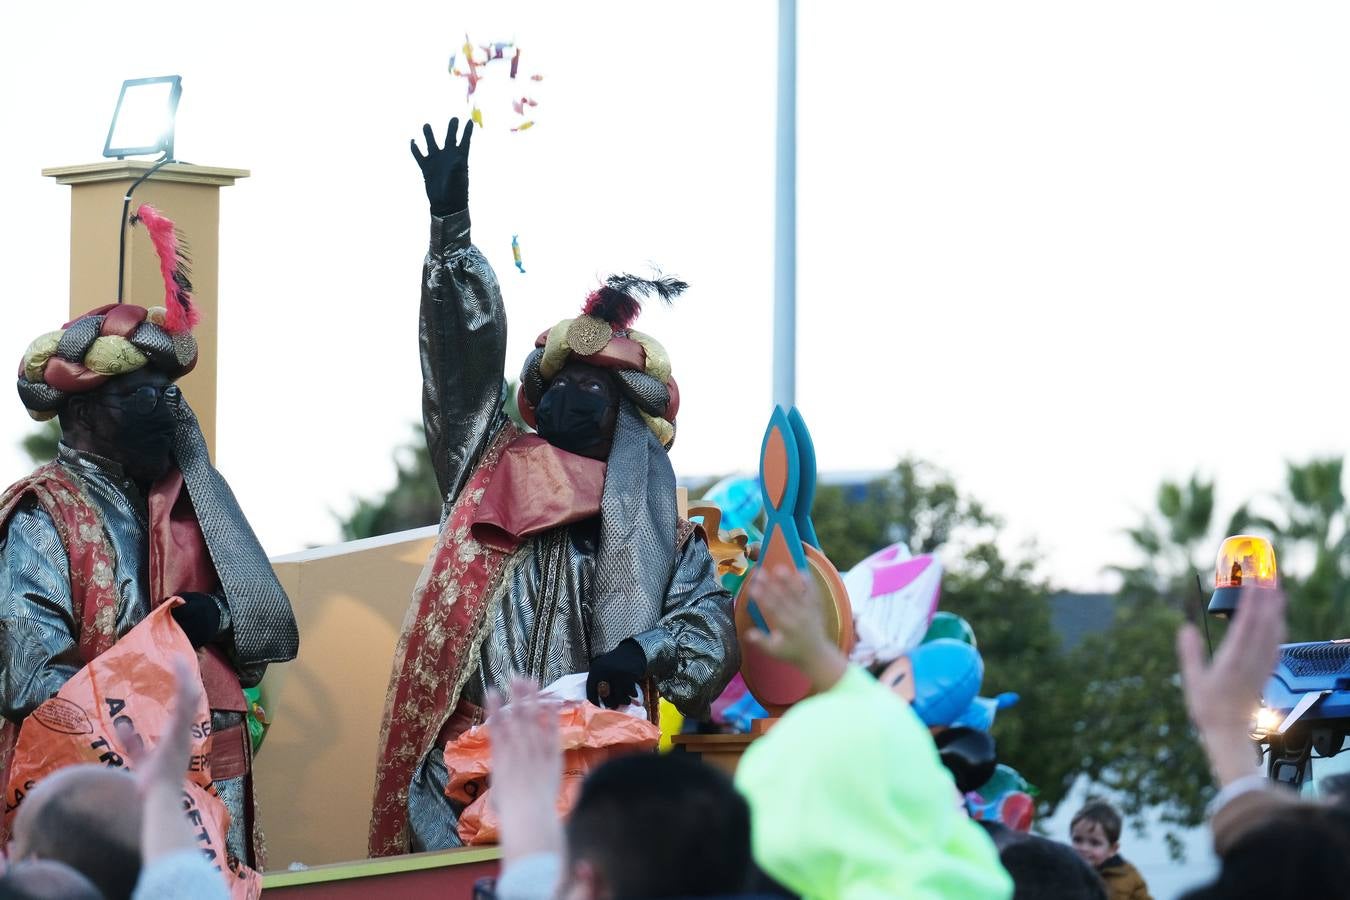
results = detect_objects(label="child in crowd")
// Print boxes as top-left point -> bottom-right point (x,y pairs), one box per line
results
1070,799 -> 1152,900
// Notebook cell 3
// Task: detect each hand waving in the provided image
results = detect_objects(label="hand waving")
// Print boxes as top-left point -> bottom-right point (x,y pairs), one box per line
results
1176,586 -> 1286,786
744,565 -> 848,693
131,658 -> 205,862
486,677 -> 564,866
411,117 -> 474,216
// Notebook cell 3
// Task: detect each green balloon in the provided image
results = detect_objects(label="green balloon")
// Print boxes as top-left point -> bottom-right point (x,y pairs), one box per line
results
924,611 -> 977,647
977,763 -> 1038,801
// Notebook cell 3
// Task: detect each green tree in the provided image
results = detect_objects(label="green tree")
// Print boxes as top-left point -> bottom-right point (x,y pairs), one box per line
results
941,541 -> 1080,816
810,459 -> 1078,814
337,381 -> 530,540
338,423 -> 442,541
1072,474 -> 1233,856
811,457 -> 997,570
20,420 -> 60,465
1271,458 -> 1350,641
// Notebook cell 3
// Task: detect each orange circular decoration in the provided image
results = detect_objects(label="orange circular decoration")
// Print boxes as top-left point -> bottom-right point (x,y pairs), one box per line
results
735,544 -> 854,716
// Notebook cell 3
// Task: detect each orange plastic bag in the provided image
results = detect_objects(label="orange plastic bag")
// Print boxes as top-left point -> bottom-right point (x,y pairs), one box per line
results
445,699 -> 661,845
3,602 -> 260,899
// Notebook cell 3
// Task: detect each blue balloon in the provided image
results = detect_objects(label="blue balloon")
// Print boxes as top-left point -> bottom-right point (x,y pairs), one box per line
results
723,691 -> 769,734
951,692 -> 1020,732
909,639 -> 985,728
703,475 -> 764,533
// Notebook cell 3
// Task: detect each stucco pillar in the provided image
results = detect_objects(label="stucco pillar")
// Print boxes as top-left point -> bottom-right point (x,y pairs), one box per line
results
41,161 -> 249,457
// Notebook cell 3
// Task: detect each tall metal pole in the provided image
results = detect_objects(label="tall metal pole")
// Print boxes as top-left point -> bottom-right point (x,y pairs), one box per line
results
773,0 -> 797,409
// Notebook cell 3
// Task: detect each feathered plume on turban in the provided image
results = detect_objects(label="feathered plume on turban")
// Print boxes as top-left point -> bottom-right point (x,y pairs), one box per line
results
15,204 -> 200,421
517,273 -> 686,447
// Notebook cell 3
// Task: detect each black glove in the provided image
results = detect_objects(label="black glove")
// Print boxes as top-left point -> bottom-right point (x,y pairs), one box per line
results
586,639 -> 647,709
411,118 -> 473,216
934,727 -> 998,794
169,592 -> 222,650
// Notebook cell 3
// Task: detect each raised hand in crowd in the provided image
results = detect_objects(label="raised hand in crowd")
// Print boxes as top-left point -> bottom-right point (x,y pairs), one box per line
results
127,658 -> 229,900
130,659 -> 204,863
411,117 -> 473,216
1176,587 -> 1286,788
744,565 -> 847,694
486,677 -> 564,870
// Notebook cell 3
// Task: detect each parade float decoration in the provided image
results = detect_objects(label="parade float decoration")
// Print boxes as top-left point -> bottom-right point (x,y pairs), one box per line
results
966,764 -> 1038,833
733,406 -> 854,718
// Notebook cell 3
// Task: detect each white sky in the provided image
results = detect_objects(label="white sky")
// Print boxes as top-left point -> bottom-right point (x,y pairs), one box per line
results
3,1 -> 1349,591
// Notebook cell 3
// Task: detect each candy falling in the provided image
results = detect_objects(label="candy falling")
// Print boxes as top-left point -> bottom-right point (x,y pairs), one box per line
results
512,235 -> 526,273
449,33 -> 543,132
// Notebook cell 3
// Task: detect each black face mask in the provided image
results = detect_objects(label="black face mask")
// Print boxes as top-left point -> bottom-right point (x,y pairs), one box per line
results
113,402 -> 177,482
535,384 -> 611,456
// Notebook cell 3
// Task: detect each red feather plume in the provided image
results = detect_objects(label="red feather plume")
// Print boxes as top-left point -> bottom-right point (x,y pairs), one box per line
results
582,287 -> 642,330
131,204 -> 198,333
581,272 -> 687,330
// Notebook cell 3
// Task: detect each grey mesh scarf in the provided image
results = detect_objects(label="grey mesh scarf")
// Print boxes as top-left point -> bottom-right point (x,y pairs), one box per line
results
589,398 -> 679,655
171,401 -> 299,666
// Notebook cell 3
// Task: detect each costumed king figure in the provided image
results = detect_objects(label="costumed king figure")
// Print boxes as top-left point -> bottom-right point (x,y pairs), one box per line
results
369,118 -> 740,855
0,206 -> 299,868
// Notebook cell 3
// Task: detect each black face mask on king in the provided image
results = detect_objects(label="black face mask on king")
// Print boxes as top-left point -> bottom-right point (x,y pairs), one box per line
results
535,383 -> 613,457
111,396 -> 178,482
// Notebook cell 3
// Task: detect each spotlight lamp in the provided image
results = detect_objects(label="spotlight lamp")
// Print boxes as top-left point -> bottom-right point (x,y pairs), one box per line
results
104,75 -> 182,160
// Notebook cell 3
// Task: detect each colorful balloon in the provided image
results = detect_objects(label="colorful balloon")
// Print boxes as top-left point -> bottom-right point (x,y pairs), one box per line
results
901,638 -> 984,728
845,545 -> 942,667
924,610 -> 977,647
951,692 -> 1020,732
703,475 -> 763,534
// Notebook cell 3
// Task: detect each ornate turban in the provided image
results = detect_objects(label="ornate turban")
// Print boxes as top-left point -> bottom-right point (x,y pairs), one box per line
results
16,205 -> 199,421
516,274 -> 685,448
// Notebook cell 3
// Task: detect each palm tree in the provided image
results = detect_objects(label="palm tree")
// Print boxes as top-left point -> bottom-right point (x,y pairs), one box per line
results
1274,458 -> 1350,641
1113,474 -> 1250,612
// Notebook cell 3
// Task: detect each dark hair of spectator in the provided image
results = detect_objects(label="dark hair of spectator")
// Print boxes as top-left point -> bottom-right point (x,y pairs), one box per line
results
1319,773 -> 1350,807
0,860 -> 103,900
1181,804 -> 1350,899
1071,798 -> 1123,845
1000,835 -> 1107,900
566,753 -> 752,899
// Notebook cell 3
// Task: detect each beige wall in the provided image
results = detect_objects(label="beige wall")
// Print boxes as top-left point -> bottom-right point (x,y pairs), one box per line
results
256,526 -> 438,869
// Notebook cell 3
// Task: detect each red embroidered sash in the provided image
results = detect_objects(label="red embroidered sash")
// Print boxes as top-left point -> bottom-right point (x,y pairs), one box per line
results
0,461 -> 254,855
368,424 -> 524,857
0,463 -> 121,831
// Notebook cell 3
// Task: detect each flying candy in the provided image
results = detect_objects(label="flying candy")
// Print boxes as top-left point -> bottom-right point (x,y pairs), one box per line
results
450,34 -> 543,131
512,235 -> 526,273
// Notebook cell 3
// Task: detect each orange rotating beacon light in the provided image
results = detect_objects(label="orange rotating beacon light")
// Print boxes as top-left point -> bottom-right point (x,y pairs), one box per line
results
1207,534 -> 1278,617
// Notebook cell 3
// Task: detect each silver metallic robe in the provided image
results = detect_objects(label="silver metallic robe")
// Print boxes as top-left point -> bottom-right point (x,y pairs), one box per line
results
406,210 -> 739,851
0,403 -> 298,863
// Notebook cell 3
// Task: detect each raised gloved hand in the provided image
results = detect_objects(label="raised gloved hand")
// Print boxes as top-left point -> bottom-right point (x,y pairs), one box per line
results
586,639 -> 647,709
169,592 -> 221,650
411,117 -> 474,216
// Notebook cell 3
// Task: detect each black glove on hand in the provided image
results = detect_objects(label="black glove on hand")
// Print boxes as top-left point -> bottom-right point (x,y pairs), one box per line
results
586,639 -> 648,709
170,592 -> 222,650
934,726 -> 998,794
411,118 -> 473,216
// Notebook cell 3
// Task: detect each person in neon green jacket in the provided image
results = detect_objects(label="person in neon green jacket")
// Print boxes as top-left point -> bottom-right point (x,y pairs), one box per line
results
735,566 -> 1013,900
